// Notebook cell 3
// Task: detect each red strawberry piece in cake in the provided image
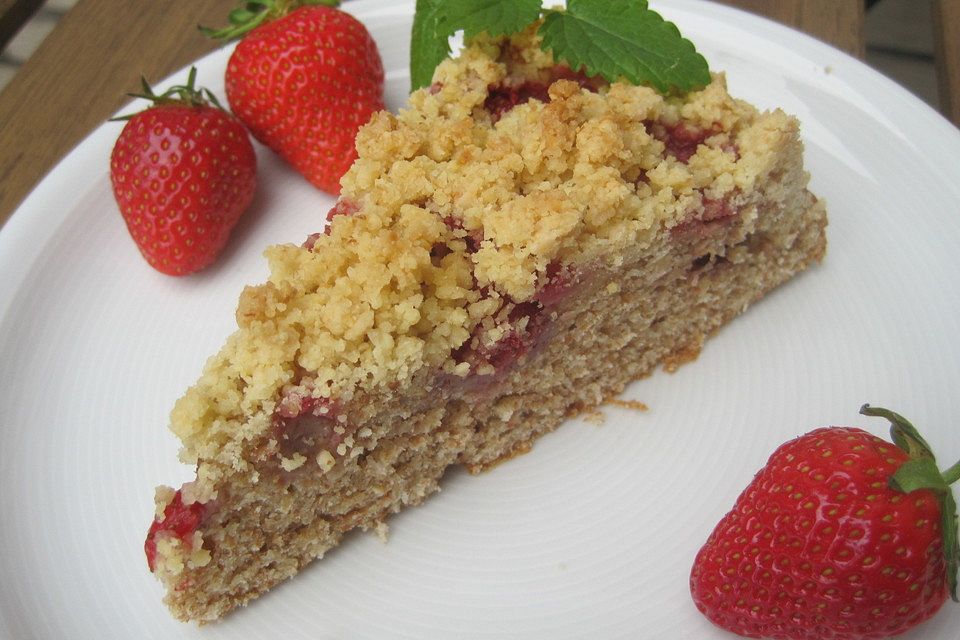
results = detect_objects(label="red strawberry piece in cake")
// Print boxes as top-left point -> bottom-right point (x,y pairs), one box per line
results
145,490 -> 209,572
485,65 -> 606,123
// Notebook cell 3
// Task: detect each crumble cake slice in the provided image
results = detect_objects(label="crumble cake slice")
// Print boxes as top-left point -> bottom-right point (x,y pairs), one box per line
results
146,25 -> 827,621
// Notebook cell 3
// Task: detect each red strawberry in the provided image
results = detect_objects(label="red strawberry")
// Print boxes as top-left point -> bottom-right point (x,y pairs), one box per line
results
204,1 -> 384,194
110,68 -> 257,276
690,405 -> 959,639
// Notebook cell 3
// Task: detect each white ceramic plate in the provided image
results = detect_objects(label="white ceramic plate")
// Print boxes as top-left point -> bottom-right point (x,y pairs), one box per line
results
1,1 -> 958,637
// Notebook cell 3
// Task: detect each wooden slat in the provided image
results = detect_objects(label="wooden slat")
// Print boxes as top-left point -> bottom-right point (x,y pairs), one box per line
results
0,0 -> 236,229
715,0 -> 865,58
932,0 -> 960,126
0,0 -> 44,50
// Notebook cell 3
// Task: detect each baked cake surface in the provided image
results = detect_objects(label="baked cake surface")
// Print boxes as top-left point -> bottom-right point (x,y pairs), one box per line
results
147,25 -> 827,621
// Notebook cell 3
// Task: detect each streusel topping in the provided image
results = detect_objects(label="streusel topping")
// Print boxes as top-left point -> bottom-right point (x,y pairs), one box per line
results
171,24 -> 791,463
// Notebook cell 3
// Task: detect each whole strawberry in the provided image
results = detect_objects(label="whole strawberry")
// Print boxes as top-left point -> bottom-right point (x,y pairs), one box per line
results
110,68 -> 257,275
204,0 -> 384,194
690,405 -> 959,639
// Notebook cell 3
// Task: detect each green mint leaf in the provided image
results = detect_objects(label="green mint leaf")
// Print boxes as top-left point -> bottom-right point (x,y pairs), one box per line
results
410,0 -> 543,91
411,0 -> 452,91
409,0 -> 711,94
538,0 -> 710,93
443,0 -> 543,39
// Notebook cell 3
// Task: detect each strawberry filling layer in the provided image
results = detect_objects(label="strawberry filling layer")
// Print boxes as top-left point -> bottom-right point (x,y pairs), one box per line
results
442,215 -> 484,254
534,261 -> 577,307
454,261 -> 579,377
671,191 -> 742,240
326,198 -> 359,224
271,393 -> 353,461
453,299 -> 542,373
304,199 -> 360,249
485,66 -> 605,123
145,489 -> 208,572
485,82 -> 551,123
646,120 -> 737,164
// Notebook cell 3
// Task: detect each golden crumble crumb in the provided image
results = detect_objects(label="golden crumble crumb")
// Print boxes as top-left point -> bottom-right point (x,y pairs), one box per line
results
186,531 -> 212,569
280,453 -> 307,472
608,399 -> 650,412
316,450 -> 336,472
154,485 -> 176,519
583,410 -> 605,425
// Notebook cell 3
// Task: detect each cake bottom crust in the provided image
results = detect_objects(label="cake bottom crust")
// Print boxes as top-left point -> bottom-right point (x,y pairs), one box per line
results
159,189 -> 827,622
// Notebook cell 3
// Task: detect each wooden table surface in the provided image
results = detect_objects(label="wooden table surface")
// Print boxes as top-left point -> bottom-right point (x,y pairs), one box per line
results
0,0 -> 869,230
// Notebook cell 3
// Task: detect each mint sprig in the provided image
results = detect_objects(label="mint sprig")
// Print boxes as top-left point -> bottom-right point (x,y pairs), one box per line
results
411,0 -> 458,91
540,0 -> 710,93
411,0 -> 542,90
445,0 -> 544,38
409,0 -> 710,94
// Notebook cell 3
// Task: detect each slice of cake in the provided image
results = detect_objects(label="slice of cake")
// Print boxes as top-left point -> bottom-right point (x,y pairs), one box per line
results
146,25 -> 827,621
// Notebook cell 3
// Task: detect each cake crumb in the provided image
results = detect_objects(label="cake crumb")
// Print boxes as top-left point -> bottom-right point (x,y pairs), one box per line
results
280,453 -> 307,471
476,363 -> 496,376
316,450 -> 336,472
374,521 -> 389,543
607,398 -> 650,412
662,340 -> 703,372
583,410 -> 605,425
154,485 -> 176,519
187,531 -> 212,569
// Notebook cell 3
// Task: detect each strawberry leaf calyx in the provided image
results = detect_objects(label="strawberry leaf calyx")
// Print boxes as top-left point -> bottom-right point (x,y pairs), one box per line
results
861,404 -> 935,460
110,67 -> 223,122
200,0 -> 340,41
861,403 -> 960,602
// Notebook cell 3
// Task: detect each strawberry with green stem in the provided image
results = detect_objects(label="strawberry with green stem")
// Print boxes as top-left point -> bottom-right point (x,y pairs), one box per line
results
203,0 -> 384,195
109,67 -> 257,276
690,405 -> 959,639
